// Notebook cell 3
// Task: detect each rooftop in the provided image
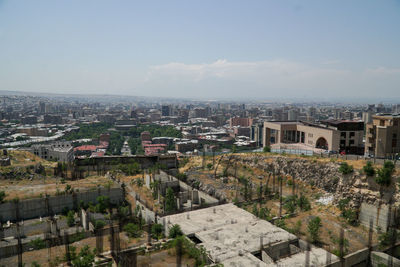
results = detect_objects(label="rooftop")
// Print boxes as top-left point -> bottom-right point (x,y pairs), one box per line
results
164,203 -> 338,266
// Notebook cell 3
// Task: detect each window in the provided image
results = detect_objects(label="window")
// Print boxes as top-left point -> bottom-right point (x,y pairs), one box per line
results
341,132 -> 346,138
340,140 -> 346,145
349,140 -> 354,145
350,132 -> 355,137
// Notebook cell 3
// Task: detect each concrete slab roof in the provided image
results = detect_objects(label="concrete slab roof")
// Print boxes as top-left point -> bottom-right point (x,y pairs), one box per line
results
163,203 -> 338,266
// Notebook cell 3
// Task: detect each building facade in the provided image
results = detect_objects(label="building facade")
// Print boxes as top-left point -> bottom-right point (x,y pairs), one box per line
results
30,141 -> 74,162
365,114 -> 400,158
263,120 -> 364,154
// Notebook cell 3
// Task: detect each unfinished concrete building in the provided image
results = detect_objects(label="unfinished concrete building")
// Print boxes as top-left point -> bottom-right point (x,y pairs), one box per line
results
164,203 -> 339,266
145,170 -> 219,211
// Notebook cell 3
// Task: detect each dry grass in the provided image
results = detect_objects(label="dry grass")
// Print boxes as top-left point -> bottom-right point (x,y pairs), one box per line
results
8,150 -> 56,168
0,175 -> 113,201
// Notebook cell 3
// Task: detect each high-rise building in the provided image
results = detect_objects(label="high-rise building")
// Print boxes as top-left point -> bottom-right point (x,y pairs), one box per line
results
39,101 -> 46,114
161,105 -> 171,116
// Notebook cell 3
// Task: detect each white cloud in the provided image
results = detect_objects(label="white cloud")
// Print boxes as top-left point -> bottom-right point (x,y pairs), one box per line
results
144,59 -> 356,98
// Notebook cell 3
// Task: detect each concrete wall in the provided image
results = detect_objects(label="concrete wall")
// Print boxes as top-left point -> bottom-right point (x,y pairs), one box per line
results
359,202 -> 394,231
0,187 -> 124,222
371,251 -> 400,267
75,154 -> 177,170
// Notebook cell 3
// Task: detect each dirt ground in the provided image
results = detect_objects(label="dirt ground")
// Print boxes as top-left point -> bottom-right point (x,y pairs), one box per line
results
0,175 -> 113,201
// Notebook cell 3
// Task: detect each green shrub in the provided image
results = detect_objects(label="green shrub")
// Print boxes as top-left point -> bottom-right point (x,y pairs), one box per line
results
379,228 -> 400,249
69,245 -> 95,267
297,195 -> 311,211
307,217 -> 322,243
67,210 -> 75,227
151,223 -> 164,240
165,187 -> 177,212
283,195 -> 297,214
275,219 -> 287,230
123,223 -> 142,238
29,238 -> 46,250
168,224 -> 183,238
339,162 -> 353,174
263,146 -> 271,153
176,173 -> 188,182
258,207 -> 271,221
363,161 -> 375,176
376,161 -> 395,186
94,220 -> 106,230
95,195 -> 111,213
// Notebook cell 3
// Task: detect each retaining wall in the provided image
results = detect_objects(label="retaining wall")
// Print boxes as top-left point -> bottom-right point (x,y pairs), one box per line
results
0,187 -> 124,222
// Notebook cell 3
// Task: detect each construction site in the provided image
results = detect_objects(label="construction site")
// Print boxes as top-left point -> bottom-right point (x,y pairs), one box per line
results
1,150 -> 400,266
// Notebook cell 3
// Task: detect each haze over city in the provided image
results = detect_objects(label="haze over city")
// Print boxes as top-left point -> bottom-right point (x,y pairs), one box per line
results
0,0 -> 399,101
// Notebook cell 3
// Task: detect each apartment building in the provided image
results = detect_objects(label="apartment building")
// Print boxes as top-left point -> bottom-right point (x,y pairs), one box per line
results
365,113 -> 400,158
30,141 -> 74,162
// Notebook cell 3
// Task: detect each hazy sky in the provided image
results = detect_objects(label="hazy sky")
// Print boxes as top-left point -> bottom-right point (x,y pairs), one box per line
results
0,0 -> 399,100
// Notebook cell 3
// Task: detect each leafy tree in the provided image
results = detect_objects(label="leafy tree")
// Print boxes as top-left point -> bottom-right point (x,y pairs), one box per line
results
67,210 -> 75,227
383,161 -> 395,173
64,122 -> 112,141
376,161 -> 395,186
95,196 -> 110,213
151,223 -> 164,240
169,224 -> 183,238
263,146 -> 271,153
31,261 -> 41,267
339,162 -> 353,174
94,220 -> 106,230
165,187 -> 177,212
307,217 -> 322,243
123,223 -> 142,238
363,161 -> 375,176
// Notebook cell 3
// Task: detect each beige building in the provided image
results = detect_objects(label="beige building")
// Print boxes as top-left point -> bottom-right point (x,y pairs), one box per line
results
365,114 -> 400,158
263,120 -> 364,154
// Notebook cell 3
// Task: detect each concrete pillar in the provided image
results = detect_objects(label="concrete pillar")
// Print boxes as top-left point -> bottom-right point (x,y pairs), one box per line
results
145,174 -> 151,189
192,190 -> 199,205
81,209 -> 89,230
